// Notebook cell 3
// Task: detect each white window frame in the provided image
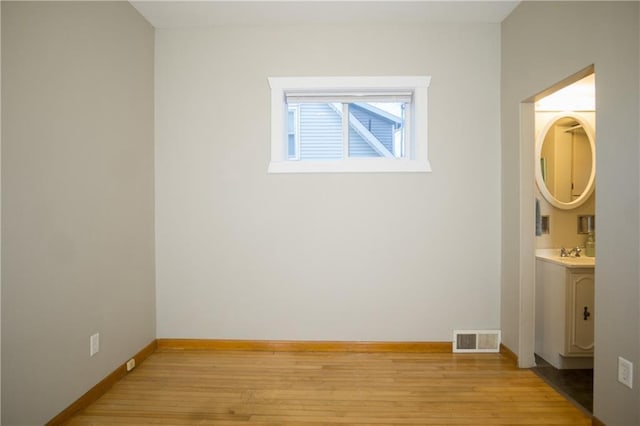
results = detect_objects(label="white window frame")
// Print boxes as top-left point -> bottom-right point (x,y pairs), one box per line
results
268,76 -> 431,173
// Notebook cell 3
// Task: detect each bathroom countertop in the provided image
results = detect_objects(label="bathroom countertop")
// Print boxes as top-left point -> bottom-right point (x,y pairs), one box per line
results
536,248 -> 595,268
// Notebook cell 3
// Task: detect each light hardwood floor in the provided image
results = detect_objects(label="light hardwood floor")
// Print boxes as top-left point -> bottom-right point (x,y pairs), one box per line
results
67,350 -> 591,425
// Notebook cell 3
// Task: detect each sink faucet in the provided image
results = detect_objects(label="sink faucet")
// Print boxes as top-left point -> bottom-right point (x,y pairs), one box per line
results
560,247 -> 582,257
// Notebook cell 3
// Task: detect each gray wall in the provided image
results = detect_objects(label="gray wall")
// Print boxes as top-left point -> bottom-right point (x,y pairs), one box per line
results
155,23 -> 502,341
0,3 -> 3,421
501,2 -> 639,425
1,2 -> 155,424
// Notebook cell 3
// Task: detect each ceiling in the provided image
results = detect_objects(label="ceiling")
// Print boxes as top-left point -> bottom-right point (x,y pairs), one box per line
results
129,1 -> 521,29
536,74 -> 596,111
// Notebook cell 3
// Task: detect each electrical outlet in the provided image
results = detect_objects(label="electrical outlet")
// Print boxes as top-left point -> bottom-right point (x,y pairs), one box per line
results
126,358 -> 136,371
618,356 -> 633,389
90,333 -> 100,357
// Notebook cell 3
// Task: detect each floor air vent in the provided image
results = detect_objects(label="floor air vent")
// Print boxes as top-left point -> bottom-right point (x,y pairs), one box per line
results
453,330 -> 501,353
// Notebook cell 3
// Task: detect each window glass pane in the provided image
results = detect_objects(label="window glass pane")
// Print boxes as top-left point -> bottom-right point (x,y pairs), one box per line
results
294,103 -> 343,160
348,126 -> 378,157
287,134 -> 296,159
347,102 -> 405,158
287,107 -> 298,159
287,109 -> 295,133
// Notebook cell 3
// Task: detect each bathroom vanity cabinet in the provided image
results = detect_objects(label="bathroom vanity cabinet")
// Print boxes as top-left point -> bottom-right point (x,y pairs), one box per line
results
535,252 -> 594,369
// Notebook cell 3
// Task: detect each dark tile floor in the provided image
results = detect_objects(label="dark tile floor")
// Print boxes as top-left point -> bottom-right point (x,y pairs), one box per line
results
531,354 -> 593,413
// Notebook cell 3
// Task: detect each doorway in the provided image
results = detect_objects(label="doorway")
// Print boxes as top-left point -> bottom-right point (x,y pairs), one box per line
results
522,66 -> 596,414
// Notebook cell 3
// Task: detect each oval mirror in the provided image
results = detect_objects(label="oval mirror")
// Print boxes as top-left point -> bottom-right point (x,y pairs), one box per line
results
535,114 -> 595,210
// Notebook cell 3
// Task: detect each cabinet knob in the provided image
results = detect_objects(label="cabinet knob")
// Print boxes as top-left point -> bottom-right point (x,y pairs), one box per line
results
583,306 -> 591,321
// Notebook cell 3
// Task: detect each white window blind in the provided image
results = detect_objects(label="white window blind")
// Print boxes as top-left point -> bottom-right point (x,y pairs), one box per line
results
285,92 -> 413,104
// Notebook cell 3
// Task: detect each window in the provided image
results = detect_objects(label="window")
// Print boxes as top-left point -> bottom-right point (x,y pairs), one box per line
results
268,76 -> 431,173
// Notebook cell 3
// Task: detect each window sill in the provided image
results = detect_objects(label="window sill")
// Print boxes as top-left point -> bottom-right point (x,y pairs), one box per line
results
268,159 -> 432,174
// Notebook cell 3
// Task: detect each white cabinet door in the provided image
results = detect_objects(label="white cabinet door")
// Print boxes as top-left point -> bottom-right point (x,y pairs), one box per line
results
566,271 -> 595,355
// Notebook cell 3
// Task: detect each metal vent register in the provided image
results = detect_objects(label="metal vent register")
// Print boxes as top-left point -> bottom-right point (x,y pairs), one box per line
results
453,330 -> 501,353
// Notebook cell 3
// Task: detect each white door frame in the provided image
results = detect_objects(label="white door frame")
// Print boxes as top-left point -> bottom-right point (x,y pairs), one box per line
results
518,101 -> 536,368
517,66 -> 596,368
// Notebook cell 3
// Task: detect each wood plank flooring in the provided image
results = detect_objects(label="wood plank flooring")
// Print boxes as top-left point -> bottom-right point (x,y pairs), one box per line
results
67,350 -> 591,425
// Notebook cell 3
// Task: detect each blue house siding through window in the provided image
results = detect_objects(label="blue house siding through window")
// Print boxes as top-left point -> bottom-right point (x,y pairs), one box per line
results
348,126 -> 379,158
349,104 -> 397,155
298,103 -> 343,160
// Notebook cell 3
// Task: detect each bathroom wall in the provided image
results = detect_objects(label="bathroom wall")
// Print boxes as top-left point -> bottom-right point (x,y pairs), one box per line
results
2,2 -> 156,424
535,111 -> 595,250
502,2 -> 639,425
155,22 -> 502,341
